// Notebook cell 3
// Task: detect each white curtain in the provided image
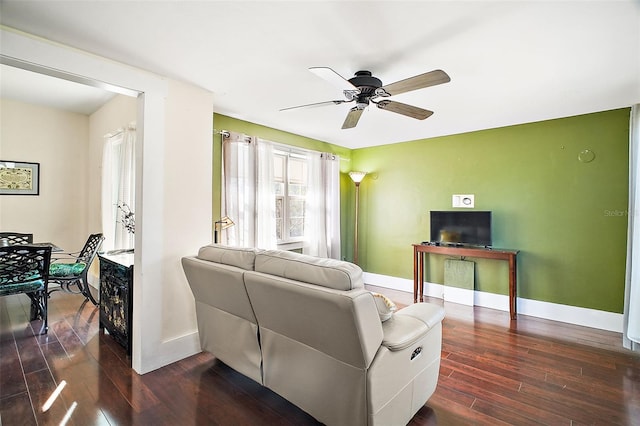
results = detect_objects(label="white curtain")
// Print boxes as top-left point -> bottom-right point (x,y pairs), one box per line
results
624,104 -> 640,351
221,132 -> 276,248
101,125 -> 136,251
255,138 -> 277,248
304,152 -> 341,259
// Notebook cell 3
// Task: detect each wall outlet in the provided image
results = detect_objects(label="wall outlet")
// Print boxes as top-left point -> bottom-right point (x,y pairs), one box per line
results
452,194 -> 475,208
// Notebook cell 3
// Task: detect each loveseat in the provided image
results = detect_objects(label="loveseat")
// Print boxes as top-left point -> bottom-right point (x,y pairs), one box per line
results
181,244 -> 445,426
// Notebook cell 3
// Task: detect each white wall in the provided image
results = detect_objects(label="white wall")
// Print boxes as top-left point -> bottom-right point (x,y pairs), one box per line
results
88,94 -> 138,235
0,98 -> 89,252
161,80 -> 214,339
1,28 -> 214,374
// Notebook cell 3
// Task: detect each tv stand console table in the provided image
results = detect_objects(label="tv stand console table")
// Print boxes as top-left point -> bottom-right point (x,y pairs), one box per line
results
413,243 -> 520,320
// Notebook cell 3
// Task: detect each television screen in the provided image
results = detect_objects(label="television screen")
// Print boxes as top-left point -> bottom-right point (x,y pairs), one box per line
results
430,211 -> 492,247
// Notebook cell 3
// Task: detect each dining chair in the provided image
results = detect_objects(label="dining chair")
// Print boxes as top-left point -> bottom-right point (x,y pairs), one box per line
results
0,232 -> 34,246
0,245 -> 52,334
48,233 -> 105,305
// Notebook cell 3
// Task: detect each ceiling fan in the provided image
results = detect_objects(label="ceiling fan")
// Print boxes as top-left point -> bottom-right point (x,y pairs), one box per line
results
281,67 -> 451,129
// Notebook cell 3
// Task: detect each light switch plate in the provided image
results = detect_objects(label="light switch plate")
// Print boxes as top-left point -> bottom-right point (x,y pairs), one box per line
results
452,194 -> 474,208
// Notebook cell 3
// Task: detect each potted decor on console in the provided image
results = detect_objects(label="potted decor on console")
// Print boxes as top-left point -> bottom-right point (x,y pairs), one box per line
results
117,202 -> 135,235
106,202 -> 135,255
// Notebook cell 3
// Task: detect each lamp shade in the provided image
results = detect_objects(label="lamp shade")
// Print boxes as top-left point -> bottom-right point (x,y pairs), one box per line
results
349,171 -> 367,184
215,216 -> 235,231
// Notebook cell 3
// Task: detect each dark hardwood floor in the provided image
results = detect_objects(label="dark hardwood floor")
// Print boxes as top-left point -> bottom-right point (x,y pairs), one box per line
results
1,286 -> 639,425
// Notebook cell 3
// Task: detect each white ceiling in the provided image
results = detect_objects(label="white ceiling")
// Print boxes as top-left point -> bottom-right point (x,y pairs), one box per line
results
1,1 -> 638,149
0,64 -> 116,115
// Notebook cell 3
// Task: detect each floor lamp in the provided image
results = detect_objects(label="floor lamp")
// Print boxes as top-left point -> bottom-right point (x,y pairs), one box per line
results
349,171 -> 367,264
214,216 -> 234,244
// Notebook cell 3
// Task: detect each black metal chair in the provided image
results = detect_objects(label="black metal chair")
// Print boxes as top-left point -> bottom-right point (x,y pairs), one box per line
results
48,233 -> 105,305
0,232 -> 33,246
0,245 -> 52,334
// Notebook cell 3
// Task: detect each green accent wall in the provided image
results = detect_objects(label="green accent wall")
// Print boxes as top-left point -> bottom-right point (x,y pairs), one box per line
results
351,109 -> 630,313
212,109 -> 630,314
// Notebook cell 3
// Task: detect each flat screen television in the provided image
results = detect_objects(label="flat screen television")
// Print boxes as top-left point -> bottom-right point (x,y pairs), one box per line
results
430,211 -> 492,247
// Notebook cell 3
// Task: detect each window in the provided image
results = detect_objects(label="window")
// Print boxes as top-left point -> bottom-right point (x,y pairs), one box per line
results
274,150 -> 307,244
101,126 -> 136,251
222,131 -> 340,258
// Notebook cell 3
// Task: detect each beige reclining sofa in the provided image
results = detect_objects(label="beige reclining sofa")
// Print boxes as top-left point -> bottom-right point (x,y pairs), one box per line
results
182,244 -> 445,426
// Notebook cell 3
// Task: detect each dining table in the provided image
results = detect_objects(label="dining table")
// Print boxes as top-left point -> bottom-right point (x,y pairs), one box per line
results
0,239 -> 63,252
26,242 -> 64,252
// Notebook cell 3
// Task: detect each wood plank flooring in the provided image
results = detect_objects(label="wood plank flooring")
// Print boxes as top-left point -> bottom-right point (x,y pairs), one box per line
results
1,286 -> 639,425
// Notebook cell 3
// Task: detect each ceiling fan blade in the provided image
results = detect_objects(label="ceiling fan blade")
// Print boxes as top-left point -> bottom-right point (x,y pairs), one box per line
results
342,107 -> 364,129
380,70 -> 450,96
309,67 -> 359,93
376,100 -> 434,120
280,99 -> 350,111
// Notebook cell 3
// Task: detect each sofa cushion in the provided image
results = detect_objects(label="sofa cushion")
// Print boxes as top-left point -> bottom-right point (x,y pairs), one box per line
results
197,244 -> 258,270
254,250 -> 364,291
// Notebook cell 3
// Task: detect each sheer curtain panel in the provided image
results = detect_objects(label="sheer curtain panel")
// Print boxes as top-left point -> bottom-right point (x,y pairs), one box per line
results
221,132 -> 276,248
304,153 -> 341,259
255,139 -> 277,248
625,104 -> 640,351
101,125 -> 136,251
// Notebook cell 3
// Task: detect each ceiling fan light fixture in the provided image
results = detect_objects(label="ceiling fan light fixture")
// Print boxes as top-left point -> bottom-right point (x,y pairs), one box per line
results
284,67 -> 450,129
355,93 -> 370,110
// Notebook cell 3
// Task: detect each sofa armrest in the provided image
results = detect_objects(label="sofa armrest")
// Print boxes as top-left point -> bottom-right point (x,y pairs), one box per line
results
381,303 -> 445,351
396,302 -> 445,330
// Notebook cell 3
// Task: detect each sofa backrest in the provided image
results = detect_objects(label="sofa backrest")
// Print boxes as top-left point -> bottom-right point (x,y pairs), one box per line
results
198,244 -> 258,271
245,251 -> 381,369
254,250 -> 364,291
182,244 -> 259,324
182,244 -> 264,383
245,272 -> 382,367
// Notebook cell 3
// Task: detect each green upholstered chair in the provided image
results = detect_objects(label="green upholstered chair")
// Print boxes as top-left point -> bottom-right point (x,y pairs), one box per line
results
0,245 -> 52,334
48,233 -> 104,305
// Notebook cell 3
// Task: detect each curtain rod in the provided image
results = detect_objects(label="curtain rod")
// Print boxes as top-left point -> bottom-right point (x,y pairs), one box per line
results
216,129 -> 252,143
104,123 -> 137,138
216,129 -> 349,161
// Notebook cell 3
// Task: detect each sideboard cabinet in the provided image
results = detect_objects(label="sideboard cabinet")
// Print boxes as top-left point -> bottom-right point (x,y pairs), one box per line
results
98,252 -> 134,356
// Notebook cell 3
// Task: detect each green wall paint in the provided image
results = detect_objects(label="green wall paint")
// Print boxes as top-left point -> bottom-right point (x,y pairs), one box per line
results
213,109 -> 630,314
212,114 -> 354,256
351,109 -> 630,313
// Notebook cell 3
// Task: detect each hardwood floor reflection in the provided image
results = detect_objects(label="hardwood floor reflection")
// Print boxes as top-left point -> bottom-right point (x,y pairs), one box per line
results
1,287 -> 639,425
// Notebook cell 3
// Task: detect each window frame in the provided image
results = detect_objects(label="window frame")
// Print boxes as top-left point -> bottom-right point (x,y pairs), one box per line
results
273,148 -> 308,249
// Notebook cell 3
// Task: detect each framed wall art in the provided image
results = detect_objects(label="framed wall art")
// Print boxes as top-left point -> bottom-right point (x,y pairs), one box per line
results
0,161 -> 40,195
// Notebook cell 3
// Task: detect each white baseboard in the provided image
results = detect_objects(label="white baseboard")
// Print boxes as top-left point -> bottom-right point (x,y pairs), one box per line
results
444,285 -> 474,306
363,272 -> 623,333
137,331 -> 201,374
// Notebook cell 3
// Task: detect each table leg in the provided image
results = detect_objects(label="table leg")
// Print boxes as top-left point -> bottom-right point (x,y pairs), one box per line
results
413,247 -> 418,303
418,252 -> 424,302
509,254 -> 517,320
